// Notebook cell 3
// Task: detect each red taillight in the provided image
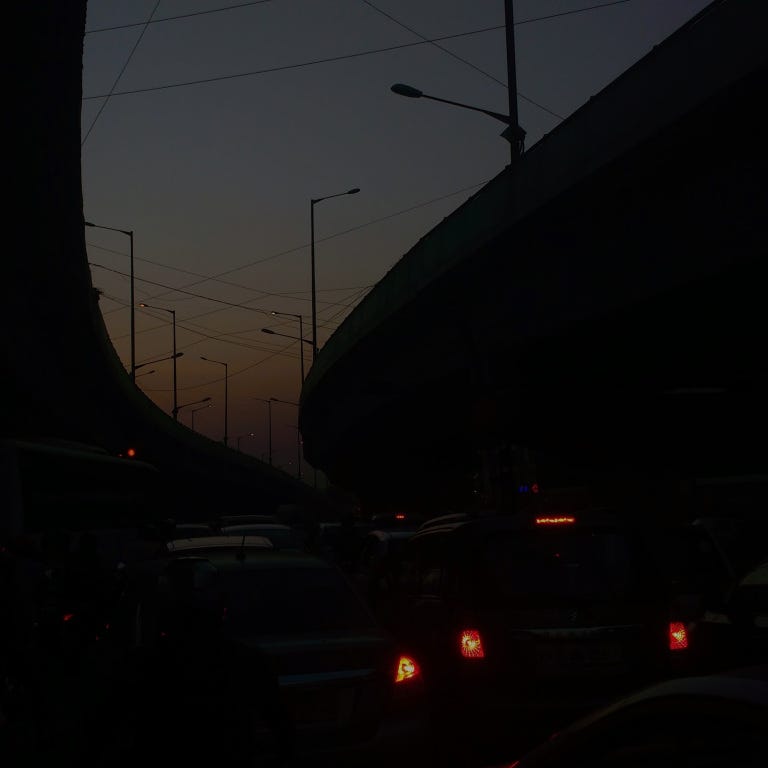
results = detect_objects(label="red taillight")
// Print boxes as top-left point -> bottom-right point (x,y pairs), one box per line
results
394,655 -> 420,683
669,621 -> 689,651
459,629 -> 485,659
62,613 -> 75,622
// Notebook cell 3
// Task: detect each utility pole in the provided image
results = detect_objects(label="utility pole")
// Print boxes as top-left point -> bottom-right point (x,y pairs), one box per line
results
504,0 -> 525,163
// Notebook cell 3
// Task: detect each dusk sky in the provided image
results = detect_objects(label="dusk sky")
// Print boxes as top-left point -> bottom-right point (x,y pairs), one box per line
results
81,0 -> 711,473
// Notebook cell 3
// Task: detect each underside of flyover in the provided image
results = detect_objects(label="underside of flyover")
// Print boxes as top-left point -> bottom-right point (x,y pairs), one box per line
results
3,3 -> 317,523
300,7 -> 767,515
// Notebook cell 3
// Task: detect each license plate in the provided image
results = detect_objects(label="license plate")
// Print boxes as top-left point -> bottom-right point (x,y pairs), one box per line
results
292,687 -> 356,725
537,642 -> 622,672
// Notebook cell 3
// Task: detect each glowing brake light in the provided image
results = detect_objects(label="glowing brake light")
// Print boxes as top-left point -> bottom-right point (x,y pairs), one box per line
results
394,655 -> 420,683
459,629 -> 485,659
395,513 -> 406,520
535,516 -> 576,526
669,622 -> 689,651
62,613 -> 75,622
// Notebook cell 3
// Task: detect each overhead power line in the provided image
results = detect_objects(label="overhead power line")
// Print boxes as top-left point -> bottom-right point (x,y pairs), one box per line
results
85,0 -> 272,34
83,1 -> 637,102
81,0 -> 162,146
118,178 -> 488,310
360,0 -> 563,120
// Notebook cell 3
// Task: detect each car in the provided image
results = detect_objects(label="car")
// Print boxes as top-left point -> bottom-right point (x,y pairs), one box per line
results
219,523 -> 303,551
354,528 -> 418,613
217,514 -> 278,528
165,534 -> 274,554
102,541 -> 427,767
381,511 -> 734,759
699,559 -> 768,672
488,665 -> 768,768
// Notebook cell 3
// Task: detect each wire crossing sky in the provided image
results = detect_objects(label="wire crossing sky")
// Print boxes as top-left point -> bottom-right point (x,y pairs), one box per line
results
82,0 -> 712,468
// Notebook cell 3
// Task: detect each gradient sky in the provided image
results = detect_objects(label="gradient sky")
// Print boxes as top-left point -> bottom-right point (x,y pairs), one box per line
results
81,0 -> 712,474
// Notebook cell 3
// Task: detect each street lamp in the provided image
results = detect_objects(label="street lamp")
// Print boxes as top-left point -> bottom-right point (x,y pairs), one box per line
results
236,432 -> 256,452
252,397 -> 273,466
176,396 -> 212,421
134,351 -> 183,371
391,82 -> 525,160
139,303 -> 178,420
270,311 -> 306,384
84,220 -> 136,380
311,188 -> 359,363
190,401 -> 212,431
271,398 -> 302,480
200,356 -> 229,446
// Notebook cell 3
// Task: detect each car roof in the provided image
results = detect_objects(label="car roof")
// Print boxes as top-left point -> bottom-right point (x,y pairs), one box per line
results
570,666 -> 768,730
218,514 -> 277,526
366,528 -> 416,542
166,535 -> 273,553
220,523 -> 291,532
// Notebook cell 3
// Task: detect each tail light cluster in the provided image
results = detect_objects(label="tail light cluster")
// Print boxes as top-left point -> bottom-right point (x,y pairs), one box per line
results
394,655 -> 421,684
668,621 -> 689,651
459,629 -> 485,659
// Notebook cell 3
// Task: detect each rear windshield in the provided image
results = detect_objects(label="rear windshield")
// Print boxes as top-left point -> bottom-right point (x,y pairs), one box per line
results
476,526 -> 728,603
478,530 -> 643,602
219,565 -> 375,635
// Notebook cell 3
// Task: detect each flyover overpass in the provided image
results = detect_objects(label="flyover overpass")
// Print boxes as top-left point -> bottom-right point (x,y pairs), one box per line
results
300,0 -> 768,513
3,2 -> 317,527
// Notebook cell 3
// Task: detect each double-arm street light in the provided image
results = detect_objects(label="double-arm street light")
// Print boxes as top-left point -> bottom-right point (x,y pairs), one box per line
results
200,356 -> 229,446
310,188 -> 359,363
252,397 -> 273,466
139,303 -> 178,420
84,220 -> 136,380
269,311 -> 306,384
270,398 -> 301,480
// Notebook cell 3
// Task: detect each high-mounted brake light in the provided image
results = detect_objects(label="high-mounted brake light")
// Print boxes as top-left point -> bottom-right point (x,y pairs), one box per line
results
535,516 -> 576,526
395,513 -> 406,520
669,622 -> 689,651
394,655 -> 420,683
459,629 -> 485,659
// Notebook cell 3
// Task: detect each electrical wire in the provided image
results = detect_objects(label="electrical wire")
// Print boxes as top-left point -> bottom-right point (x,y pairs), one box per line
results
83,1 -> 638,102
85,0 -> 272,34
360,0 -> 564,120
81,0 -> 162,146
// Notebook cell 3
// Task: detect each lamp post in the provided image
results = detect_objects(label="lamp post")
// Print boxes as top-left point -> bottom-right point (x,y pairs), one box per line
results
237,432 -> 256,452
271,398 -> 301,480
176,396 -> 212,422
139,303 -> 178,420
391,83 -> 525,161
134,352 -> 183,371
269,311 -> 306,384
190,402 -> 212,431
200,356 -> 229,446
310,188 -> 359,363
252,397 -> 273,466
84,220 -> 136,380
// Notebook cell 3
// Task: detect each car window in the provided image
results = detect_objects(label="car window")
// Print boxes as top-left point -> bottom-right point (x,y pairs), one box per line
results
644,528 -> 731,595
218,564 -> 376,635
401,533 -> 447,597
476,529 -> 643,604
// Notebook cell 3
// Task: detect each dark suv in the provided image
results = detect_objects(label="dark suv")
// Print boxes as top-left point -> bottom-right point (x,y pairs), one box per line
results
382,511 -> 732,757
